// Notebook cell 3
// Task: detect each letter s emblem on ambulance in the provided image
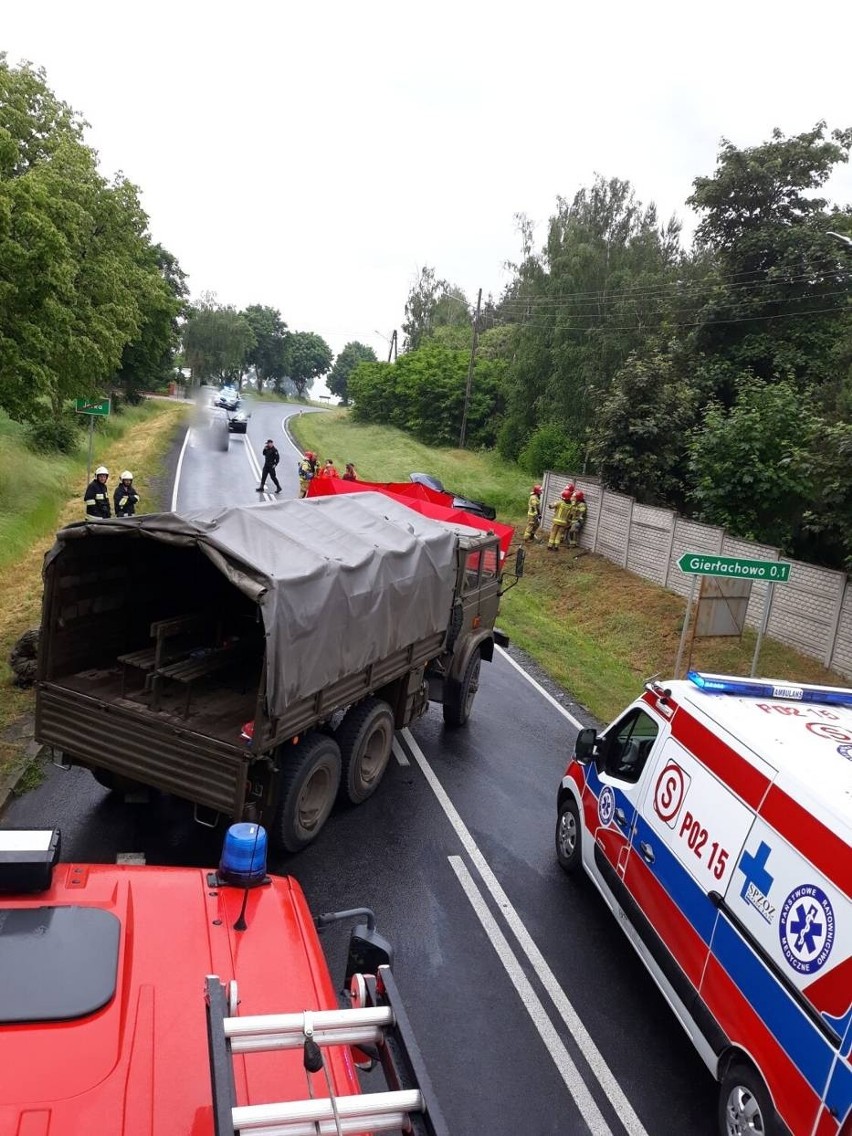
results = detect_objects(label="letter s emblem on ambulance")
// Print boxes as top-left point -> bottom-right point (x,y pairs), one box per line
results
654,760 -> 691,827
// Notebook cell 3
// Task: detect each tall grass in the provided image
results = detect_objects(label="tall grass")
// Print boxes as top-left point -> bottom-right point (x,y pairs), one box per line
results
292,410 -> 531,517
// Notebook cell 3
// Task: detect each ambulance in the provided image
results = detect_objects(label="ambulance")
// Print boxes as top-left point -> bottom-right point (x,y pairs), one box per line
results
555,671 -> 852,1136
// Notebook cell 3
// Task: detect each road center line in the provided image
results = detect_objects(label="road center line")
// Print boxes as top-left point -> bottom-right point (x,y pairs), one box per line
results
402,727 -> 650,1136
496,645 -> 585,730
448,855 -> 614,1135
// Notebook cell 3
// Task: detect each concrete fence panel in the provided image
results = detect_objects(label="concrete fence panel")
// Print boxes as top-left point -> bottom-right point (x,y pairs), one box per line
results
830,582 -> 852,678
766,561 -> 847,666
627,505 -> 674,586
596,490 -> 633,565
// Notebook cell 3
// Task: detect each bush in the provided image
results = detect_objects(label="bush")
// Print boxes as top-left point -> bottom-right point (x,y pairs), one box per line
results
26,416 -> 82,454
518,424 -> 584,478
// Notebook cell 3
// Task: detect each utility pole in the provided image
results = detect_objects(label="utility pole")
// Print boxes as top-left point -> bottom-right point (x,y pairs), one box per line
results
458,288 -> 482,449
387,330 -> 398,363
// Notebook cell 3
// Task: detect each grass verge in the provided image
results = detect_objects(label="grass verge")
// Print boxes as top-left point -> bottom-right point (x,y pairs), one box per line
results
0,398 -> 188,781
293,410 -> 847,724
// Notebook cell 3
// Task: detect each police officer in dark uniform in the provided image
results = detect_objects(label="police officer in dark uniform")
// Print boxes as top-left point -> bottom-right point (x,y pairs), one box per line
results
256,440 -> 281,493
84,466 -> 111,518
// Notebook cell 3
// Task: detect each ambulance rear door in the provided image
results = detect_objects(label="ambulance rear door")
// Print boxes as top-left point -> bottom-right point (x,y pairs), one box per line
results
619,732 -> 756,1063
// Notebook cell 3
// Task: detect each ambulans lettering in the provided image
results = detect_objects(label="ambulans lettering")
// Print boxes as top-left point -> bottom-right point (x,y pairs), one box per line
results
736,841 -> 776,924
653,760 -> 690,827
598,785 -> 615,827
779,884 -> 836,975
677,811 -> 730,880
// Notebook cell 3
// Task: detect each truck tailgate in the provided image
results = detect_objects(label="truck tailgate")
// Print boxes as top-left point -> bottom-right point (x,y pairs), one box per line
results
36,683 -> 248,814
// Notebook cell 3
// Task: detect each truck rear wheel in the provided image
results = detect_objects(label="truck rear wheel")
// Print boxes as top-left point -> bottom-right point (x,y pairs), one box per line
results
91,768 -> 145,795
442,651 -> 481,728
273,734 -> 341,852
335,697 -> 395,804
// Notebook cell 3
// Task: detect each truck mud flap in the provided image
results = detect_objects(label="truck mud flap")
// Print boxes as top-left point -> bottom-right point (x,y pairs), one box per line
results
37,684 -> 248,815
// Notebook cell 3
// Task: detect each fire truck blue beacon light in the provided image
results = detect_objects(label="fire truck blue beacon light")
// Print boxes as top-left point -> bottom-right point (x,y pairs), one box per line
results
219,823 -> 268,886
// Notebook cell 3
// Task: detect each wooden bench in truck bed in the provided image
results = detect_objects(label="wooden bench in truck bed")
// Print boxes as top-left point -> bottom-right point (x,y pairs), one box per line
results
117,614 -> 214,698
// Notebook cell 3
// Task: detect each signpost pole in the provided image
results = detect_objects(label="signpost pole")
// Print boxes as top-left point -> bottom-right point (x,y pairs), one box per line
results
674,575 -> 698,679
86,416 -> 94,486
750,582 -> 776,678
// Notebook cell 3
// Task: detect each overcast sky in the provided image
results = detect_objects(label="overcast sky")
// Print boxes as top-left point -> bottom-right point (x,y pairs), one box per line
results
5,0 -> 852,366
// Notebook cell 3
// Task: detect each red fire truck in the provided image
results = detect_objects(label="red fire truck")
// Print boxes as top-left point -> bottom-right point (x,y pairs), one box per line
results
0,824 -> 447,1135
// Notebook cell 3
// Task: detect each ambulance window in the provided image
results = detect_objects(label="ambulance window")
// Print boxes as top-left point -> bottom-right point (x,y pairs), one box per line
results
604,710 -> 659,784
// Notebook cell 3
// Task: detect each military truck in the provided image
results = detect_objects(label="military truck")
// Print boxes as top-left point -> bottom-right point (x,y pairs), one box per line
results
36,492 -> 521,851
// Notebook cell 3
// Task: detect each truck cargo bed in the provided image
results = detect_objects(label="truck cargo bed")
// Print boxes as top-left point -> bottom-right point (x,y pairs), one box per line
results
37,676 -> 251,815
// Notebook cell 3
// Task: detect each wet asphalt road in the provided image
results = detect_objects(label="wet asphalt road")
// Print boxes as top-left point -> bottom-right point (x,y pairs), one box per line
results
3,397 -> 717,1135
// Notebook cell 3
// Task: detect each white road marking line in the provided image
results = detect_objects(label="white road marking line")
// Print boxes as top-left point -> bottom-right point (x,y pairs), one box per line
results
171,427 -> 192,512
402,727 -> 651,1136
244,437 -> 275,499
448,856 -> 614,1136
391,737 -> 409,767
496,645 -> 585,730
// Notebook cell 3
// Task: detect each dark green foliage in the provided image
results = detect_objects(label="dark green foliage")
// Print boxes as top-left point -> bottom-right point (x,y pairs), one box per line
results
349,343 -> 501,448
518,424 -> 583,478
328,341 -> 377,404
286,331 -> 332,398
26,414 -> 81,454
243,304 -> 289,390
687,379 -> 817,550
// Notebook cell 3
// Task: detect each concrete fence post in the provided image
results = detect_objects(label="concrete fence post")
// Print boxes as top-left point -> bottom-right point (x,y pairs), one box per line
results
826,576 -> 847,669
622,499 -> 634,569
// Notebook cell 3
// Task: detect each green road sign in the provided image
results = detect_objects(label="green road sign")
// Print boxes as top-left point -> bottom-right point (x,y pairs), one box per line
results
677,552 -> 791,583
75,397 -> 111,416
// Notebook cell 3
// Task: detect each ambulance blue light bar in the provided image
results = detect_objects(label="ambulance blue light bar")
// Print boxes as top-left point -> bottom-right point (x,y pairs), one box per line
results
687,671 -> 852,707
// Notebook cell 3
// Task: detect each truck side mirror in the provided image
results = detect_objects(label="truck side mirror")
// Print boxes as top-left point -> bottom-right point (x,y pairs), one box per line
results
514,546 -> 526,578
574,727 -> 597,765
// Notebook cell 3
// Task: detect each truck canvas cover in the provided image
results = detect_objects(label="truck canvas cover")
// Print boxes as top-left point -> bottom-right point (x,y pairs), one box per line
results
44,492 -> 471,718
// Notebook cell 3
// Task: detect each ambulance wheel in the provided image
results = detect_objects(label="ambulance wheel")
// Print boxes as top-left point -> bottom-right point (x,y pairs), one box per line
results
273,734 -> 341,853
556,798 -> 582,873
719,1062 -> 775,1136
443,651 -> 481,728
335,697 -> 395,805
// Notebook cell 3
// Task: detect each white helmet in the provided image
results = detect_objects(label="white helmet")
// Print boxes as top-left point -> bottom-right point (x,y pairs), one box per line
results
120,470 -> 133,481
95,466 -> 109,476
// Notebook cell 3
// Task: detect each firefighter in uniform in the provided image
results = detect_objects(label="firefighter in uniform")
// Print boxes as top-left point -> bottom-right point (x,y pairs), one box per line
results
298,451 -> 318,497
547,485 -> 574,551
114,471 -> 139,517
523,485 -> 542,542
568,489 -> 587,547
84,466 -> 111,518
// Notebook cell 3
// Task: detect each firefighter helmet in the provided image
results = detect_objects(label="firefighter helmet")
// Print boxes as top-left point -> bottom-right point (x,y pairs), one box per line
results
95,466 -> 109,476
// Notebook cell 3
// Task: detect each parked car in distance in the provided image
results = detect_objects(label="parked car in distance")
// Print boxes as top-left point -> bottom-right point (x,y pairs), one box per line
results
409,472 -> 497,521
216,387 -> 240,411
227,409 -> 248,434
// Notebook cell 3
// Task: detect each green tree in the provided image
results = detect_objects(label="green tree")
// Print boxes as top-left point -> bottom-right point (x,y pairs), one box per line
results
588,349 -> 700,507
182,298 -> 256,385
113,243 -> 188,403
800,422 -> 852,570
687,378 -> 817,551
242,304 -> 288,391
328,341 -> 377,404
286,331 -> 332,397
401,266 -> 449,352
0,58 -> 168,423
686,123 -> 852,409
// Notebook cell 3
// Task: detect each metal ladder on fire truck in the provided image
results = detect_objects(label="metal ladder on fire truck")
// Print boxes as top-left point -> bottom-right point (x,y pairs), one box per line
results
205,967 -> 450,1136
